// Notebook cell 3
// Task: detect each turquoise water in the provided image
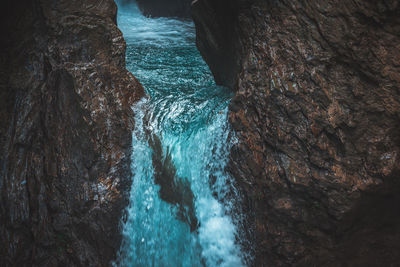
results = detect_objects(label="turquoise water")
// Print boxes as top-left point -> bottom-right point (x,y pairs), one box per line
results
115,2 -> 245,266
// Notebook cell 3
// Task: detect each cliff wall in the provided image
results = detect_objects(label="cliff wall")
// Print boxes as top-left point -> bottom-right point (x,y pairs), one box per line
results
193,0 -> 400,266
0,0 -> 144,266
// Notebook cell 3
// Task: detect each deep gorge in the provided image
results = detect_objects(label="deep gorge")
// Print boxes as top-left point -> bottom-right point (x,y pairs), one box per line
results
1,0 -> 399,266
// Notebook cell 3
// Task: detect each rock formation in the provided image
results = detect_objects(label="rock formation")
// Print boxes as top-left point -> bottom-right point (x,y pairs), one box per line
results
193,0 -> 400,266
2,0 -> 400,265
149,134 -> 199,232
135,0 -> 192,18
0,0 -> 144,266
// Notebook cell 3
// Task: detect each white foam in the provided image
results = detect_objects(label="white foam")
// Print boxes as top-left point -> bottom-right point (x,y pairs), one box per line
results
115,1 -> 247,266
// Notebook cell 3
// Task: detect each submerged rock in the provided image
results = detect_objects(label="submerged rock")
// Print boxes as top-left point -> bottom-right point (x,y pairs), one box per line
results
193,0 -> 400,266
148,133 -> 199,232
0,0 -> 144,266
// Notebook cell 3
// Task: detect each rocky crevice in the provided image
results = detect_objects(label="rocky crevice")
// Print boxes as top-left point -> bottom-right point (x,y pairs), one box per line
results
192,0 -> 400,266
0,0 -> 144,266
2,0 -> 400,265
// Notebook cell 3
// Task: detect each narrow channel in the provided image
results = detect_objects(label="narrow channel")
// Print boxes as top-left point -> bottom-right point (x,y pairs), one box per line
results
115,2 -> 245,266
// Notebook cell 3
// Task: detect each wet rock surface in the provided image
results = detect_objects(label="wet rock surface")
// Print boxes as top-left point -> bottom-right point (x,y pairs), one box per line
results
193,0 -> 400,266
134,0 -> 192,18
0,0 -> 144,266
148,133 -> 199,232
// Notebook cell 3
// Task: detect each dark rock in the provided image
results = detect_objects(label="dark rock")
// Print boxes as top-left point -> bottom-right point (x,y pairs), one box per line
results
0,0 -> 144,266
192,0 -> 245,88
134,0 -> 192,18
148,133 -> 199,232
193,0 -> 400,266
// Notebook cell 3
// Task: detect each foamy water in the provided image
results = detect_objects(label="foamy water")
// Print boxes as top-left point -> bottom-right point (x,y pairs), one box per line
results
115,1 -> 246,266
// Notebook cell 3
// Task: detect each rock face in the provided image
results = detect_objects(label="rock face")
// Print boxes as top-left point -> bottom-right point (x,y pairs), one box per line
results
193,0 -> 400,266
134,0 -> 192,18
0,0 -> 144,266
191,0 -> 245,88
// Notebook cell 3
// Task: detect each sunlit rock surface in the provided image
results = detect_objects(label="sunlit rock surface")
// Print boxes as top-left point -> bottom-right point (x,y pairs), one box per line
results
0,0 -> 144,265
193,0 -> 400,266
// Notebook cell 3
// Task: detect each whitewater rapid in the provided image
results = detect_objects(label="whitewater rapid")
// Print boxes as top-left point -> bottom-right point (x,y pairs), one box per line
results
115,2 -> 246,266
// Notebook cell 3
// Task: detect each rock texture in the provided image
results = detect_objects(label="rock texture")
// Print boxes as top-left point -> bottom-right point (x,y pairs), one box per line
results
0,0 -> 144,266
134,0 -> 192,18
193,0 -> 400,266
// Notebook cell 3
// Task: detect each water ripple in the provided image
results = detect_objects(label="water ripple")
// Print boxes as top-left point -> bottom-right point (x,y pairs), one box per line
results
115,1 -> 246,266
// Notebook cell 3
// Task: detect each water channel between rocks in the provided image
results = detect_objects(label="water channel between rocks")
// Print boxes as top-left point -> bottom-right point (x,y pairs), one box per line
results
115,2 -> 245,266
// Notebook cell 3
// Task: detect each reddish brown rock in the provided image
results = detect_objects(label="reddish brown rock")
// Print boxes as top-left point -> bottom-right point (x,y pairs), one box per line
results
193,0 -> 400,266
0,0 -> 144,266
